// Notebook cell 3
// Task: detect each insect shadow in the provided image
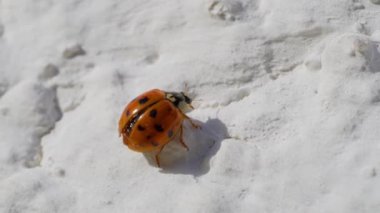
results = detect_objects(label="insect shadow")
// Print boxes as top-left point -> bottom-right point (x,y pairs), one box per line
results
143,118 -> 229,176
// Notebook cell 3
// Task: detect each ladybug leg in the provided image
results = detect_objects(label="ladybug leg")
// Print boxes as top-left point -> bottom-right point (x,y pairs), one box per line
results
155,145 -> 166,167
179,125 -> 189,151
181,113 -> 201,129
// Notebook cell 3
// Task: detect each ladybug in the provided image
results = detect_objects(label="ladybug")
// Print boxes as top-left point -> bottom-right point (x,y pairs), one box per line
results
118,89 -> 199,167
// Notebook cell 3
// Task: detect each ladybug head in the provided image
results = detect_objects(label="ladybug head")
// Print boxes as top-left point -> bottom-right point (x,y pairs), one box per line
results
165,91 -> 193,113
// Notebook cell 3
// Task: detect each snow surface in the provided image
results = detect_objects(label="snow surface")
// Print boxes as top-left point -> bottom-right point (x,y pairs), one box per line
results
1,0 -> 380,212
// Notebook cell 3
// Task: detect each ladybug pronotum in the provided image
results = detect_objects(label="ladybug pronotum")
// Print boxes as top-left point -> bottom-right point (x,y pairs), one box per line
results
118,89 -> 199,167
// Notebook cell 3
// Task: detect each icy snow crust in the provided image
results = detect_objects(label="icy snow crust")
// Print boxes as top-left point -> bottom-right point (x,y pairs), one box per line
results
1,0 -> 380,212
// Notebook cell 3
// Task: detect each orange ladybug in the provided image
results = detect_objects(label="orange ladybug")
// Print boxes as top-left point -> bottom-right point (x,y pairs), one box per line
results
118,89 -> 199,167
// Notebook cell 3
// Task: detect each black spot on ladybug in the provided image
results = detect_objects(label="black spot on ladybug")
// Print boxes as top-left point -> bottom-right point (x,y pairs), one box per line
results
146,135 -> 152,140
137,125 -> 146,131
139,97 -> 149,104
154,124 -> 164,132
167,130 -> 174,138
149,109 -> 157,118
151,141 -> 159,147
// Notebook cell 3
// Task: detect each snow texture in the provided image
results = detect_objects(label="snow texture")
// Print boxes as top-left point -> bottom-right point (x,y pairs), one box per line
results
1,0 -> 380,212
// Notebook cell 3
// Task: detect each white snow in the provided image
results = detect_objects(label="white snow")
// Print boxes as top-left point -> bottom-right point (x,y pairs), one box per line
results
1,0 -> 380,212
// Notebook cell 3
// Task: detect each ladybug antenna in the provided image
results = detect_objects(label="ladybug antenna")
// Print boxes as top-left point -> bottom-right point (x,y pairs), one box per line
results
183,82 -> 190,94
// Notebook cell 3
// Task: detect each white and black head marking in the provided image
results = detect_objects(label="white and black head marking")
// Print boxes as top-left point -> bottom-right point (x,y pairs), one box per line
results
165,92 -> 193,113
